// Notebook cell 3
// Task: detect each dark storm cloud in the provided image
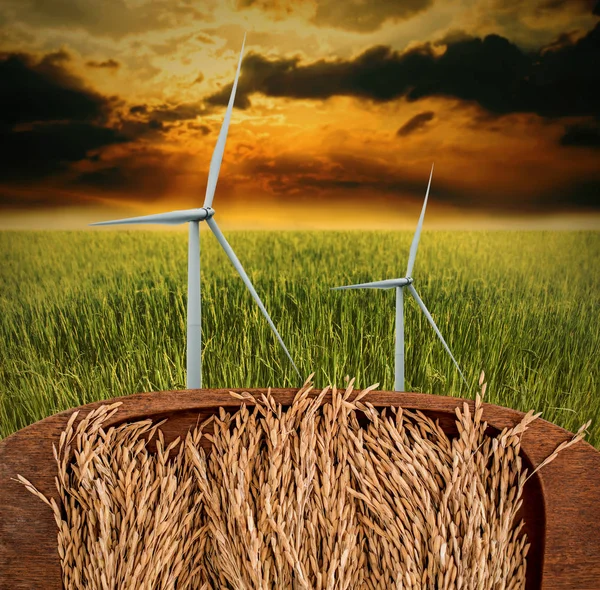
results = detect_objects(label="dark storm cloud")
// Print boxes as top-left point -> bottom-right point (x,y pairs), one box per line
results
0,189 -> 94,210
4,135 -> 191,211
207,24 -> 600,119
70,148 -> 193,203
75,167 -> 133,190
0,51 -> 131,183
239,151 -> 600,212
187,122 -> 211,135
535,0 -> 598,14
0,122 -> 128,182
129,102 -> 207,122
541,179 -> 600,208
74,164 -> 169,198
86,59 -> 120,69
206,82 -> 253,110
397,111 -> 435,136
0,49 -> 211,187
0,51 -> 126,183
303,154 -> 477,205
292,174 -> 467,204
115,115 -> 171,139
148,119 -> 164,130
129,105 -> 148,115
122,101 -> 210,137
239,152 -> 478,206
560,123 -> 600,148
149,103 -> 207,122
0,51 -> 109,126
0,50 -> 213,210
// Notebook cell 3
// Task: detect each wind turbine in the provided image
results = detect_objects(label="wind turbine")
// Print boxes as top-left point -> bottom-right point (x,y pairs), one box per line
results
332,164 -> 467,392
90,35 -> 301,389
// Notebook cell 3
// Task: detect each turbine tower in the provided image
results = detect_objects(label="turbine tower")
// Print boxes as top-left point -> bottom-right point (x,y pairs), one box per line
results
91,35 -> 301,389
332,164 -> 467,392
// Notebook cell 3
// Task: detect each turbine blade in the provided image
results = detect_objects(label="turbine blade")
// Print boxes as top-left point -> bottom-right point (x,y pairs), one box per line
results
406,163 -> 434,277
206,217 -> 302,381
90,209 -> 208,226
90,214 -> 181,226
407,284 -> 468,389
202,34 -> 246,210
332,278 -> 410,290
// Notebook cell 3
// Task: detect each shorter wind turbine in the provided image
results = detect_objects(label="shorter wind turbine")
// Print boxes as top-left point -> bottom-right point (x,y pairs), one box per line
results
91,35 -> 301,389
332,164 -> 467,392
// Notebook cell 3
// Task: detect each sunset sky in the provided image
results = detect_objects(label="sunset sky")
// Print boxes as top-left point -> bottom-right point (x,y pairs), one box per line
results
1,0 -> 599,229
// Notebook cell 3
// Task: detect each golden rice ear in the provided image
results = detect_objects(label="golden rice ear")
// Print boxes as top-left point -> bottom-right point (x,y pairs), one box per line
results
302,373 -> 315,388
15,383 -> 590,589
353,382 -> 379,403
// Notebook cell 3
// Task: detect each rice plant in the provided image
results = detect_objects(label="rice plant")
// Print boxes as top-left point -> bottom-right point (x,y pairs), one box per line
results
1,229 -> 598,446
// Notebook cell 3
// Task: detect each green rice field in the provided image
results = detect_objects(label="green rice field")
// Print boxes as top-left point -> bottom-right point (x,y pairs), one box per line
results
1,230 -> 599,446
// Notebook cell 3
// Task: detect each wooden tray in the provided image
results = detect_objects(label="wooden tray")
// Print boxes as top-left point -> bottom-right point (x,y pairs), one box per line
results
1,389 -> 599,589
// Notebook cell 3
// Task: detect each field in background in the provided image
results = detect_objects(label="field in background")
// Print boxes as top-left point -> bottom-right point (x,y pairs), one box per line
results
1,230 -> 599,446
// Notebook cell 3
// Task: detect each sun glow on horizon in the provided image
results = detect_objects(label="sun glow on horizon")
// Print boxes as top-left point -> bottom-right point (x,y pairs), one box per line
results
1,204 -> 599,232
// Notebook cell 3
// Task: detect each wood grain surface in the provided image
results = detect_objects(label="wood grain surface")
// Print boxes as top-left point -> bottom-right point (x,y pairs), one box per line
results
1,388 -> 599,589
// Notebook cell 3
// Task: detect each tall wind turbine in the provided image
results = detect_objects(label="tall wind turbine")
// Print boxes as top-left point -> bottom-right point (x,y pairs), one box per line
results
90,35 -> 301,389
332,164 -> 467,392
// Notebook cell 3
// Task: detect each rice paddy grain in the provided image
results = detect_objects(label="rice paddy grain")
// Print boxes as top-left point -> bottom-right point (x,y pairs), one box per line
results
17,375 -> 590,589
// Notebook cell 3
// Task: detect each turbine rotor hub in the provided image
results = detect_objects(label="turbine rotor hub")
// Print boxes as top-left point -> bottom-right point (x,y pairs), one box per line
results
405,276 -> 414,284
203,207 -> 216,219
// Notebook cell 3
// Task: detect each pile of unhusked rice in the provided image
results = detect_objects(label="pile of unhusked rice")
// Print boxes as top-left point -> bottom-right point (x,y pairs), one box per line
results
18,374 -> 589,589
